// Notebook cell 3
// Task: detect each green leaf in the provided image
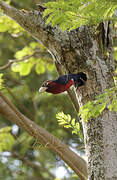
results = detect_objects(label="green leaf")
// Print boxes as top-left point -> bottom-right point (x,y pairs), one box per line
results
11,63 -> 22,72
51,13 -> 63,27
46,13 -> 56,25
67,114 -> 71,123
43,9 -> 54,17
56,112 -> 81,135
0,15 -> 23,34
108,104 -> 113,111
112,98 -> 117,111
114,50 -> 117,60
44,0 -> 117,31
0,126 -> 12,133
0,126 -> 15,152
35,64 -> 45,74
71,118 -> 75,126
64,125 -> 71,128
58,120 -> 66,125
0,73 -> 4,89
14,46 -> 32,59
72,130 -> 77,134
79,86 -> 117,121
76,123 -> 80,130
20,62 -> 34,76
29,42 -> 38,49
47,64 -> 54,72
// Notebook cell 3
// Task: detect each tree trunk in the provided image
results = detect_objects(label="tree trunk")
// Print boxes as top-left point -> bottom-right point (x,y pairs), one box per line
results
0,2 -> 117,180
74,24 -> 117,180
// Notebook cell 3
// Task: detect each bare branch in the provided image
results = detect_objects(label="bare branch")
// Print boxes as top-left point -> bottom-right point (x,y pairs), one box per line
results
0,60 -> 13,70
0,91 -> 87,180
0,52 -> 38,71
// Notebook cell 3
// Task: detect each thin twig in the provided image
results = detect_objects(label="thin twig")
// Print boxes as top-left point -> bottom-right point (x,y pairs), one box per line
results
0,52 -> 38,71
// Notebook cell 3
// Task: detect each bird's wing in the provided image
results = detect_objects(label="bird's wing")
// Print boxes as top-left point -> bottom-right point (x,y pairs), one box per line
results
53,75 -> 72,85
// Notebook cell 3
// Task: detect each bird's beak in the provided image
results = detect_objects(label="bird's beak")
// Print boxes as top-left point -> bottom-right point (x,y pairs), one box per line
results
39,86 -> 48,93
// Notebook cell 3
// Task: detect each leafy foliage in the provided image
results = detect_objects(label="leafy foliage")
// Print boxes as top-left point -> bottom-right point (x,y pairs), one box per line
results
0,127 -> 15,152
0,12 -> 24,34
56,112 -> 82,138
0,73 -> 4,90
0,0 -> 28,35
11,42 -> 54,76
44,0 -> 117,31
79,86 -> 117,121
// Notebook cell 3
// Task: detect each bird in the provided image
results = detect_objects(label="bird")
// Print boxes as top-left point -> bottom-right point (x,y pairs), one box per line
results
39,72 -> 87,94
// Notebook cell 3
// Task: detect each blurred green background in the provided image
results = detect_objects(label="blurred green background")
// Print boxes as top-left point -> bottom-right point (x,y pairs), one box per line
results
0,1 -> 84,180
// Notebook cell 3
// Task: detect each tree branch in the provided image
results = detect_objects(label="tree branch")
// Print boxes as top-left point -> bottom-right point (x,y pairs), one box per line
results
0,52 -> 38,71
0,91 -> 87,180
0,1 -> 54,46
0,1 -> 68,67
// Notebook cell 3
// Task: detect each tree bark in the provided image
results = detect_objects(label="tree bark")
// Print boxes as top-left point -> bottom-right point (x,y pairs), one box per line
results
0,1 -> 117,180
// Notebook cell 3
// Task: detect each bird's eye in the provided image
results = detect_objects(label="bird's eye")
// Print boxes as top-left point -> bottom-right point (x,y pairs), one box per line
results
42,80 -> 51,87
45,80 -> 50,86
46,81 -> 49,85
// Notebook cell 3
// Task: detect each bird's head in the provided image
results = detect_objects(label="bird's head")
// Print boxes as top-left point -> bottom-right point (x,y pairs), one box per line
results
39,80 -> 52,93
74,72 -> 87,88
78,72 -> 87,80
78,72 -> 87,84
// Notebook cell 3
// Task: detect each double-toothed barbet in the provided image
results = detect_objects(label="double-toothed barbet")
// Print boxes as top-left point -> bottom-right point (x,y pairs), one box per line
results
39,72 -> 87,94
